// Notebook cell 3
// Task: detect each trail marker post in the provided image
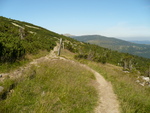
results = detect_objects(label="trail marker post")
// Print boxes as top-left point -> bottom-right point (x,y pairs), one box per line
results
148,65 -> 150,77
58,38 -> 62,56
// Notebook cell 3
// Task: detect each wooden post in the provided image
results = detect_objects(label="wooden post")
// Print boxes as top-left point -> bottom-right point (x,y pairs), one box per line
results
148,65 -> 150,77
123,60 -> 128,70
19,28 -> 25,40
19,28 -> 23,39
58,38 -> 62,56
63,42 -> 64,49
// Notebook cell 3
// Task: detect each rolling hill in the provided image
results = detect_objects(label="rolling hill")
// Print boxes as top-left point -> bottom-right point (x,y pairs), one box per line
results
71,35 -> 150,59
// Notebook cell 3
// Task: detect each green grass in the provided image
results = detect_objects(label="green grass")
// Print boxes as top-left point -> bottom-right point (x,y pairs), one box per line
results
80,59 -> 150,113
54,49 -> 150,112
0,50 -> 49,73
0,59 -> 98,113
0,60 -> 28,73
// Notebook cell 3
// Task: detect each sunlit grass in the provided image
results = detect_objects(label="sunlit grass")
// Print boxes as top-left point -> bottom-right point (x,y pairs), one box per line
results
0,50 -> 49,73
81,59 -> 150,113
61,49 -> 76,60
25,50 -> 49,60
0,59 -> 98,113
54,49 -> 150,112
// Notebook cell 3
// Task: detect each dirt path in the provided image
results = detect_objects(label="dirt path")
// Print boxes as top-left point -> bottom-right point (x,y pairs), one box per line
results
85,66 -> 120,113
0,44 -> 59,81
0,44 -> 120,113
60,59 -> 120,113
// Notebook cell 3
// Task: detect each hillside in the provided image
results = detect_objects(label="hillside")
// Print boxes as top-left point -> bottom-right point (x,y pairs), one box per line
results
0,52 -> 98,112
0,16 -> 150,113
71,35 -> 150,59
0,16 -> 99,113
1,16 -> 149,75
0,16 -> 57,63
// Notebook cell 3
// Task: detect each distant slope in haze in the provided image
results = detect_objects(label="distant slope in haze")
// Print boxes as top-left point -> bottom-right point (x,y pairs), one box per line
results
71,35 -> 150,59
129,40 -> 150,45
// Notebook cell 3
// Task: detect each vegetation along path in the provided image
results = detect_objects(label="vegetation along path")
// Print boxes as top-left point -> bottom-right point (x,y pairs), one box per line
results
62,58 -> 120,113
0,44 -> 120,113
88,67 -> 120,113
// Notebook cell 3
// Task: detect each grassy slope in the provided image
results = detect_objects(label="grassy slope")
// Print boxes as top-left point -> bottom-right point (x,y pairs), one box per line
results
61,49 -> 150,113
0,50 -> 50,73
0,16 -> 58,72
0,17 -> 98,113
0,59 -> 98,113
83,60 -> 150,113
1,45 -> 150,113
1,16 -> 150,113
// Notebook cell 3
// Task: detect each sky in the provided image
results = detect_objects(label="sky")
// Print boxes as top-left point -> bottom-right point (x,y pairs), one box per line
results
0,0 -> 150,40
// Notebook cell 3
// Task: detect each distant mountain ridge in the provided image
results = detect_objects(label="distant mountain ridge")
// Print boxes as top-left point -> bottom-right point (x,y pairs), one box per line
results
129,40 -> 150,45
71,35 -> 150,59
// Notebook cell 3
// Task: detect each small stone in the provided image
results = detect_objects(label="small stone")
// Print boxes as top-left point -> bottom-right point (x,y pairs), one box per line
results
136,80 -> 140,83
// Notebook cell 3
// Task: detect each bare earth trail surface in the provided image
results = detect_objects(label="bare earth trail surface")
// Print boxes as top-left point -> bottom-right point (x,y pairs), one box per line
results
0,44 -> 120,113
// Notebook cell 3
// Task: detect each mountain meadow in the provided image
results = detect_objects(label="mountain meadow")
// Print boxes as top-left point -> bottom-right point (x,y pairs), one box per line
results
0,16 -> 150,113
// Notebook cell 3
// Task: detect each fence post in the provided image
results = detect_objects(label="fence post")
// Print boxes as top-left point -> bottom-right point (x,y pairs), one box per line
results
58,38 -> 62,56
148,65 -> 150,77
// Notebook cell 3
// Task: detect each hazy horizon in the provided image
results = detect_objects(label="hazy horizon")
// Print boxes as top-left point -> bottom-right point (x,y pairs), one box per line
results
64,33 -> 150,41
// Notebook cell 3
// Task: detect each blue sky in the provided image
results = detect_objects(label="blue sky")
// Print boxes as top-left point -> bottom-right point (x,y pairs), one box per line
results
0,0 -> 150,40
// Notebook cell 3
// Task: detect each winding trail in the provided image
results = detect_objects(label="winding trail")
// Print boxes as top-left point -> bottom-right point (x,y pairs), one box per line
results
88,68 -> 120,113
60,58 -> 120,113
0,44 -> 120,113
